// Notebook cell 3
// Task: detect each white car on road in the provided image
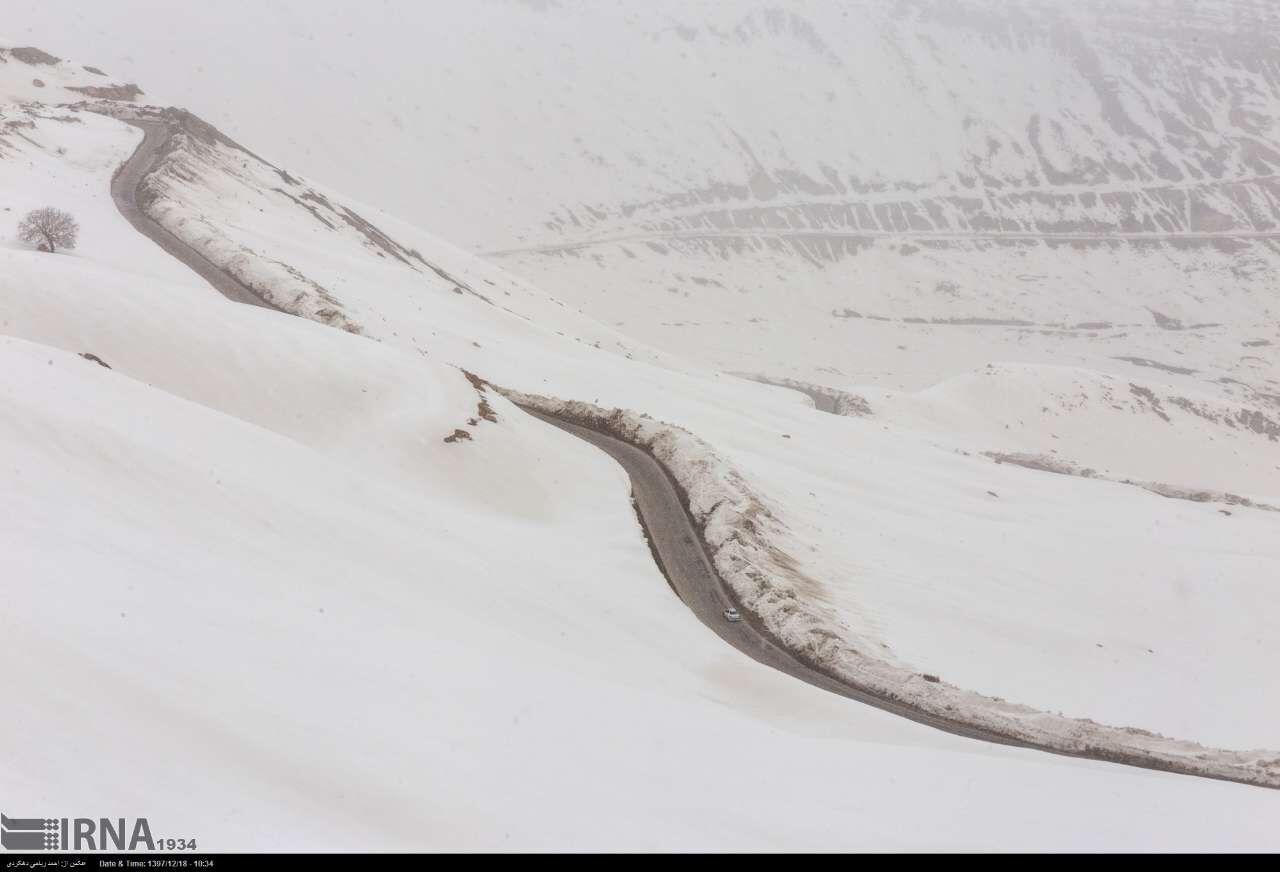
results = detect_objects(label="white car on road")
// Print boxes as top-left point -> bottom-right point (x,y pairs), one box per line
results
723,607 -> 742,623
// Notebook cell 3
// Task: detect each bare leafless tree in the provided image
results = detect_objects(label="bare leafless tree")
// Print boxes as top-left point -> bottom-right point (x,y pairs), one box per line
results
18,206 -> 79,253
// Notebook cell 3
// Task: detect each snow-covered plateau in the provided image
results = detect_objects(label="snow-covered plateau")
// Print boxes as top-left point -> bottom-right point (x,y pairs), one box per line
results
2,1 -> 1279,850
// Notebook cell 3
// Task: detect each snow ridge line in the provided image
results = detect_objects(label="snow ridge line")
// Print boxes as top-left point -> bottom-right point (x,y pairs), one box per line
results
499,388 -> 1280,790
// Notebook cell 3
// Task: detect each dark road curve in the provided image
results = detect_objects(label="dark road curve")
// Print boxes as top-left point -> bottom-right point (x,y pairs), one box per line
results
520,408 -> 1276,790
112,120 -> 277,309
518,410 -> 1053,744
109,116 -> 1272,791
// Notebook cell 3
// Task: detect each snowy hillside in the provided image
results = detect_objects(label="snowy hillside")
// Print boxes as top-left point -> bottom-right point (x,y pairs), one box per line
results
15,0 -> 1276,424
0,42 -> 142,105
14,0 -> 1280,249
3,7 -> 1280,851
8,322 -> 1279,850
865,363 -> 1280,497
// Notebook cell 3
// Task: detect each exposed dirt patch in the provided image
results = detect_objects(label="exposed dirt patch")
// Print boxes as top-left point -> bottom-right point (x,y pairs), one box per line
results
443,370 -> 500,444
67,83 -> 144,102
932,316 -> 1035,327
1129,383 -> 1171,422
1146,308 -> 1184,330
78,352 -> 111,369
10,47 -> 61,65
1236,408 -> 1280,440
1128,481 -> 1279,512
985,452 -> 1098,478
462,370 -> 498,423
986,451 -> 1277,511
1113,356 -> 1198,376
273,188 -> 336,230
1156,394 -> 1280,441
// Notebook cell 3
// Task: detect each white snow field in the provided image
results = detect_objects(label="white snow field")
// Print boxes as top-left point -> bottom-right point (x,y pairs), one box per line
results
2,10 -> 1279,850
8,335 -> 1280,852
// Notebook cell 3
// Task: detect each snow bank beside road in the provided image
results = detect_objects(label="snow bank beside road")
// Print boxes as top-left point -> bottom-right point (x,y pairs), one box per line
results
505,389 -> 1280,789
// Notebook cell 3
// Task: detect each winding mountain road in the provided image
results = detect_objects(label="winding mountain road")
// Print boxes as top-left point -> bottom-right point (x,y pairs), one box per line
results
519,409 -> 1039,745
112,120 -> 275,309
521,411 -> 1279,789
109,117 -> 1274,790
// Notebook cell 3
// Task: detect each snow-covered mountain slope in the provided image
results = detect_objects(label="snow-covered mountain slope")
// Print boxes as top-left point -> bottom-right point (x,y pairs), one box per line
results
864,363 -> 1280,498
500,230 -> 1280,404
10,331 -> 1280,851
0,41 -> 142,105
7,82 -> 1279,851
3,19 -> 1280,845
14,0 -> 1280,249
10,72 -> 1280,754
14,0 -> 1275,424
